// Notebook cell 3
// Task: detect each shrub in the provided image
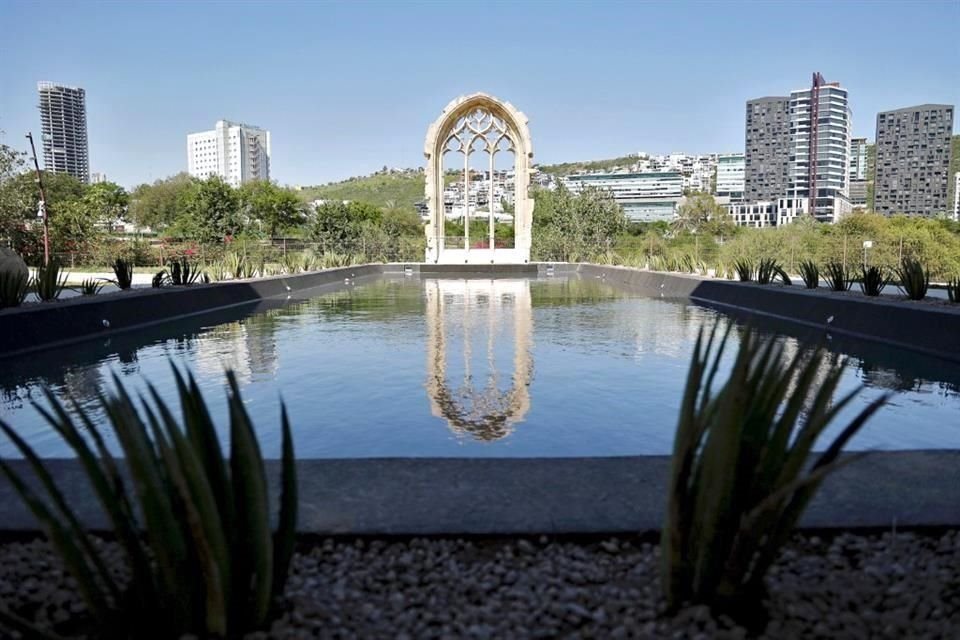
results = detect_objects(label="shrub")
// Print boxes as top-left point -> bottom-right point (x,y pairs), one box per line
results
859,266 -> 888,297
32,260 -> 69,301
112,257 -> 134,290
896,257 -> 929,300
733,259 -> 753,282
0,367 -> 298,639
756,258 -> 781,285
662,323 -> 887,623
948,277 -> 959,304
824,261 -> 850,292
79,277 -> 106,296
798,260 -> 819,289
0,270 -> 29,309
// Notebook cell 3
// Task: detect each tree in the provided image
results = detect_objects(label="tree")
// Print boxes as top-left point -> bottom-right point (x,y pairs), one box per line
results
176,176 -> 242,244
83,181 -> 129,224
238,180 -> 304,237
532,184 -> 626,261
128,173 -> 195,231
380,207 -> 423,238
311,201 -> 358,248
673,193 -> 731,236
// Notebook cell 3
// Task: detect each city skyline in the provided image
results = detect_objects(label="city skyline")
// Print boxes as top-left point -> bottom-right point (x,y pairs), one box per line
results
1,0 -> 958,189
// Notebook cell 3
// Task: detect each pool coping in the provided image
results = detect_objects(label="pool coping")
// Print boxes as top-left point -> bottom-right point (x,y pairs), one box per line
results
0,451 -> 957,534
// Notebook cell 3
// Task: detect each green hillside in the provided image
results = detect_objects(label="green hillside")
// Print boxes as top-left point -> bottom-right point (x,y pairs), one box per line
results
298,172 -> 425,210
536,155 -> 639,177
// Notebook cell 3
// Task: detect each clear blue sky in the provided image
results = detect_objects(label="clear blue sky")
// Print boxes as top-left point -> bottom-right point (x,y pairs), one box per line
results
1,0 -> 958,189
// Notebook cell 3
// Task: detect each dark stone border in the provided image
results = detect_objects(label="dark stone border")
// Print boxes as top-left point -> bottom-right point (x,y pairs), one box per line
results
0,451 -> 956,534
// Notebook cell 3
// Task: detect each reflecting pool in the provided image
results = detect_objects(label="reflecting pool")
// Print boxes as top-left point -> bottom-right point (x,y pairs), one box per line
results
1,276 -> 958,458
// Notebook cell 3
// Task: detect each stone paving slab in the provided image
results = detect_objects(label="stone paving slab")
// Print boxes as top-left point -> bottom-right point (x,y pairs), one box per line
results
0,451 -> 956,534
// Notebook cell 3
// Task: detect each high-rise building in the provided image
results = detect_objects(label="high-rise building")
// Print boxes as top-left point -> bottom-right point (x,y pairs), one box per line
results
187,120 -> 271,187
715,153 -> 745,201
744,74 -> 852,223
874,104 -> 954,217
37,82 -> 89,183
849,137 -> 869,208
785,74 -> 852,222
744,96 -> 791,203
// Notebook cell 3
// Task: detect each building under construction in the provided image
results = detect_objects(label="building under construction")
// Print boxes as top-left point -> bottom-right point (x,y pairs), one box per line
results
37,81 -> 89,184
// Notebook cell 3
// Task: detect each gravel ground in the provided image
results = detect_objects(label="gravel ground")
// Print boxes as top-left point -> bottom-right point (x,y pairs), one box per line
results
1,531 -> 957,639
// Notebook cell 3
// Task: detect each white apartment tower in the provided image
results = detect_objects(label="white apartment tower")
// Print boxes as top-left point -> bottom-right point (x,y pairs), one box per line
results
187,120 -> 271,187
37,82 -> 90,183
786,74 -> 852,222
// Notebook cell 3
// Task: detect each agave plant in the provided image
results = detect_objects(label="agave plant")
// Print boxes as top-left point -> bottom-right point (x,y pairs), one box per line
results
0,367 -> 298,639
281,253 -> 302,275
756,258 -> 781,285
79,277 -> 106,296
798,260 -> 819,289
662,323 -> 887,622
152,270 -> 170,288
775,266 -> 792,286
824,261 -> 850,292
112,257 -> 134,290
896,257 -> 929,300
733,259 -> 754,282
33,260 -> 69,301
0,269 -> 30,309
947,277 -> 959,304
225,252 -> 246,279
170,258 -> 206,286
859,265 -> 888,297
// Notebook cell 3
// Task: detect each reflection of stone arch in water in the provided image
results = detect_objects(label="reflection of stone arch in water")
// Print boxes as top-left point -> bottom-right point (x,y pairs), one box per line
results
425,279 -> 533,441
423,93 -> 534,264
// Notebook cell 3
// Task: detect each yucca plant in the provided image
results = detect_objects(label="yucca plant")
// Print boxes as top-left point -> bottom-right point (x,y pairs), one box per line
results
0,367 -> 298,639
662,323 -> 887,623
755,258 -> 781,285
896,257 -> 929,300
112,257 -> 134,290
859,265 -> 888,297
281,253 -> 302,275
33,260 -> 69,301
798,260 -> 819,289
947,277 -> 959,304
0,269 -> 30,308
733,259 -> 754,282
79,277 -> 106,296
824,261 -> 850,292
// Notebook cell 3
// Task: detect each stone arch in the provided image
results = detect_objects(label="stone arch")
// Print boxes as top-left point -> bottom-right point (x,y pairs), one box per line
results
423,93 -> 534,264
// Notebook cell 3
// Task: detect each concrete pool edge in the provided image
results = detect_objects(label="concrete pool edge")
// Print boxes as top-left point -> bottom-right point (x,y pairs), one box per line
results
0,451 -> 957,534
2,262 -> 958,361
